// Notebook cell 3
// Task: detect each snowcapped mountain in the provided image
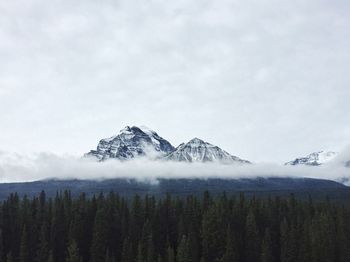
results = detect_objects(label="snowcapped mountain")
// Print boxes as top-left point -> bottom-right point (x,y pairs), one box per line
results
165,138 -> 250,164
85,127 -> 250,164
85,126 -> 175,161
285,151 -> 338,166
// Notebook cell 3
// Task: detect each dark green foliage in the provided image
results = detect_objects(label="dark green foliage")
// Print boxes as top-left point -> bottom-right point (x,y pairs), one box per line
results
0,191 -> 349,262
221,226 -> 238,262
166,246 -> 175,262
90,207 -> 109,262
0,229 -> 4,261
245,209 -> 260,262
37,223 -> 49,262
48,250 -> 54,262
19,225 -> 29,262
261,229 -> 273,262
67,240 -> 80,262
5,252 -> 14,262
121,237 -> 133,262
176,235 -> 191,262
201,203 -> 225,262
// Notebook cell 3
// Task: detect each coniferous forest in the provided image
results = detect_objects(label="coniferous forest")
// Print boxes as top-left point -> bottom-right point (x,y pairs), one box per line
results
1,191 -> 350,262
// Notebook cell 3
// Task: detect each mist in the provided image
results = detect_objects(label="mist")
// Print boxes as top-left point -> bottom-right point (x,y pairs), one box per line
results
1,150 -> 350,185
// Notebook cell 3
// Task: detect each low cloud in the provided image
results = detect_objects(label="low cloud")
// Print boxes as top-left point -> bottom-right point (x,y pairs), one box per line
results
0,151 -> 350,184
332,146 -> 350,165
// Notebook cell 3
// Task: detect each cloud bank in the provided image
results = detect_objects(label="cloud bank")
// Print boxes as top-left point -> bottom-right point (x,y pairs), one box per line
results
1,151 -> 350,184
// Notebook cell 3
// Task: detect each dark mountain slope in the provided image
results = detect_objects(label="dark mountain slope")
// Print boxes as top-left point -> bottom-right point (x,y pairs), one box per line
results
0,177 -> 348,203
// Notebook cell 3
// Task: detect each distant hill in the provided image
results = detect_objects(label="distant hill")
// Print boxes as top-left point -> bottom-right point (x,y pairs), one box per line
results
0,177 -> 349,203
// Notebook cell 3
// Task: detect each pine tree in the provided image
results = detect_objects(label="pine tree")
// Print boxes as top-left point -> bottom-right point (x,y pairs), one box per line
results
245,210 -> 260,262
201,204 -> 224,262
188,225 -> 200,262
221,225 -> 238,262
5,252 -> 14,262
67,239 -> 80,262
261,228 -> 273,262
136,242 -> 144,262
121,237 -> 133,262
176,235 -> 191,262
157,254 -> 163,262
19,225 -> 29,262
0,229 -> 4,262
336,209 -> 350,262
105,249 -> 115,262
130,195 -> 144,250
48,250 -> 54,262
310,213 -> 336,262
51,197 -> 66,262
280,218 -> 298,262
146,235 -> 155,262
37,223 -> 49,262
90,207 -> 109,262
166,246 -> 175,262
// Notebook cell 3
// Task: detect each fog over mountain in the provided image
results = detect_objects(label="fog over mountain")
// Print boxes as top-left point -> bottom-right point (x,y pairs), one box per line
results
1,126 -> 349,183
1,148 -> 350,184
285,151 -> 338,166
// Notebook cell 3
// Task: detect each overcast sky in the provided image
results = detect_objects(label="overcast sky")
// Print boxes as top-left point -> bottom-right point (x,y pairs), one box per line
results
0,0 -> 349,163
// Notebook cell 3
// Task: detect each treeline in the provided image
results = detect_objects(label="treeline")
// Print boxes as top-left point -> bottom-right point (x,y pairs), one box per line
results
0,191 -> 350,262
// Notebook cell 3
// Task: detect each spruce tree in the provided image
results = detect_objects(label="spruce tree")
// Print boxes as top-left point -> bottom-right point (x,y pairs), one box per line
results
37,223 -> 49,262
105,249 -> 115,262
280,218 -> 298,262
67,239 -> 80,262
48,250 -> 54,262
176,235 -> 191,262
166,246 -> 175,262
188,225 -> 200,262
245,210 -> 260,262
201,204 -> 224,261
221,225 -> 238,262
146,235 -> 155,262
336,210 -> 350,262
136,242 -> 144,262
19,225 -> 29,262
51,197 -> 66,262
0,229 -> 4,262
261,228 -> 273,262
90,207 -> 109,262
121,237 -> 133,262
5,252 -> 14,262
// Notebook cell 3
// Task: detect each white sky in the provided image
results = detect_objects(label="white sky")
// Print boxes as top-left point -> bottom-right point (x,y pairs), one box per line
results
0,0 -> 349,163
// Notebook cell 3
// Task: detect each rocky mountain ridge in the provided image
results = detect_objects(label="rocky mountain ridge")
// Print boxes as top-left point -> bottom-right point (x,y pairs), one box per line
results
285,151 -> 338,166
85,126 -> 250,164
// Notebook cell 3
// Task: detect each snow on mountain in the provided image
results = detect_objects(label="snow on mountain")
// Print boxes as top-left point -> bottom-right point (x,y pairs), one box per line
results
85,128 -> 250,164
285,151 -> 338,166
85,126 -> 175,161
165,138 -> 251,164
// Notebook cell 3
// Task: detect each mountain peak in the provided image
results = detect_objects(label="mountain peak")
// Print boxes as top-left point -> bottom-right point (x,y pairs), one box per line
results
85,125 -> 175,161
187,137 -> 206,145
139,125 -> 156,134
285,150 -> 338,166
85,126 -> 250,164
166,138 -> 250,164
